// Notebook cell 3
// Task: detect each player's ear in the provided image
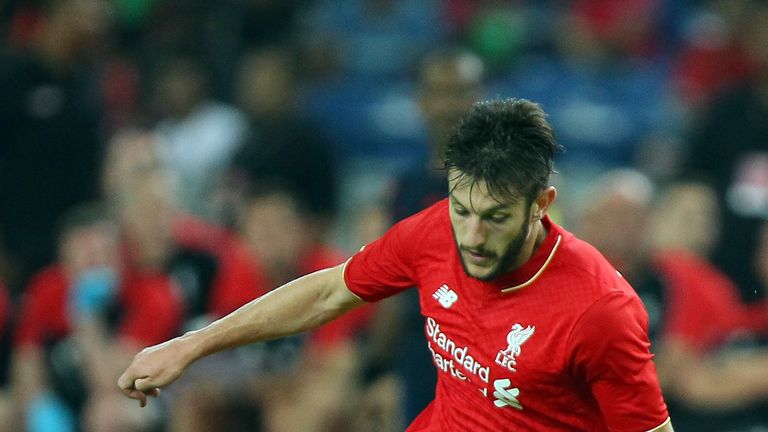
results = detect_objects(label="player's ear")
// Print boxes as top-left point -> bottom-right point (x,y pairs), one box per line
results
531,187 -> 557,221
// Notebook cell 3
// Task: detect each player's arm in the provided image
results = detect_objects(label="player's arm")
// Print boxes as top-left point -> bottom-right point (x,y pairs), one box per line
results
117,263 -> 365,406
569,291 -> 674,432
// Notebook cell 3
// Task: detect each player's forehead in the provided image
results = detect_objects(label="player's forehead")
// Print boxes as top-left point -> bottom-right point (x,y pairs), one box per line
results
448,170 -> 524,212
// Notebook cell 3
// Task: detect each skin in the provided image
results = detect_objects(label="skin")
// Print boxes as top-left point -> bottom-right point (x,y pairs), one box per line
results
119,170 -> 176,271
448,170 -> 556,281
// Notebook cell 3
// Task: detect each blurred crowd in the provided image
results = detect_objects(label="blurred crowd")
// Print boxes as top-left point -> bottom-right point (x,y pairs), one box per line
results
1,0 -> 768,431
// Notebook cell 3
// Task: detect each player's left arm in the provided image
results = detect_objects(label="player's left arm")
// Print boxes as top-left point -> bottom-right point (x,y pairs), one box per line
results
568,291 -> 674,432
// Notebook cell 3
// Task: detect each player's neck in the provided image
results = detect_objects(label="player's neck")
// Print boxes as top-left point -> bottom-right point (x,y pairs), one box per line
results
509,219 -> 548,271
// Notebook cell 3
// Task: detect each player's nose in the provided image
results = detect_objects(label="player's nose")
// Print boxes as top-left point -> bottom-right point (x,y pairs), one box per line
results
462,216 -> 486,248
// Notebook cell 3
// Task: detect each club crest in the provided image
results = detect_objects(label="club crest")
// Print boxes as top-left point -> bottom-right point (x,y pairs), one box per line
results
495,324 -> 535,372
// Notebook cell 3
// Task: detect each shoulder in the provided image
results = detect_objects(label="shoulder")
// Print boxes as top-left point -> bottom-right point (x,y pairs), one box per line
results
385,199 -> 452,259
557,232 -> 649,351
575,289 -> 648,333
537,223 -> 648,336
566,289 -> 652,376
343,199 -> 449,298
550,224 -> 632,300
359,198 -> 449,262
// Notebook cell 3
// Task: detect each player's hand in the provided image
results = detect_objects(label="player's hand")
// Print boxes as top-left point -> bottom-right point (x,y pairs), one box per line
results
117,337 -> 194,407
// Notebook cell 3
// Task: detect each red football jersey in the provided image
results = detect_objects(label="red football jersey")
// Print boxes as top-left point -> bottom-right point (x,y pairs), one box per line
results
344,200 -> 669,431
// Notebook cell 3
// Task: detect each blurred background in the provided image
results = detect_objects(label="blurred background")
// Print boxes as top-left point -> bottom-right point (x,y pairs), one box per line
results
1,0 -> 768,431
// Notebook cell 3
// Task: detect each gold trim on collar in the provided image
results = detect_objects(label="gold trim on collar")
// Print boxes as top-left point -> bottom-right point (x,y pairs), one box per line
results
501,235 -> 562,294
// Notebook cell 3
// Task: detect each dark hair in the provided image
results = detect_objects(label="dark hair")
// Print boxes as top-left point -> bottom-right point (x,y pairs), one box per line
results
445,98 -> 562,204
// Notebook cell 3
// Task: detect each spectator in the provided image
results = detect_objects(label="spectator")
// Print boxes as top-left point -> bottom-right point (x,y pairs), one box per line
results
227,46 -> 338,237
647,181 -> 768,431
571,168 -> 670,357
201,0 -> 307,98
242,184 -> 371,432
501,0 -> 671,199
10,203 -> 184,432
394,46 -> 485,214
682,0 -> 768,303
0,0 -> 111,292
150,55 -> 248,222
105,132 -> 260,429
576,170 -> 768,432
572,169 -> 656,284
103,129 -> 367,431
103,129 -> 255,328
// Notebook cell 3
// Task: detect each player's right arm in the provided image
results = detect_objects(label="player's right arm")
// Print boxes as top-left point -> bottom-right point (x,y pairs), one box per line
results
569,291 -> 674,432
117,263 -> 365,407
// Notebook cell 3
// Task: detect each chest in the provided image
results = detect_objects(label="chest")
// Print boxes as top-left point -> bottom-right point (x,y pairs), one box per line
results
415,259 -> 584,411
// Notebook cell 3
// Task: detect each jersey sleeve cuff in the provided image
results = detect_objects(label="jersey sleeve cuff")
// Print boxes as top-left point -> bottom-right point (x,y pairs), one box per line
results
341,256 -> 367,302
645,417 -> 671,432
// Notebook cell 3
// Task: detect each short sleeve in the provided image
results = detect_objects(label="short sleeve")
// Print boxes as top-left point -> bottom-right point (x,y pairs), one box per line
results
568,291 -> 669,432
344,221 -> 418,302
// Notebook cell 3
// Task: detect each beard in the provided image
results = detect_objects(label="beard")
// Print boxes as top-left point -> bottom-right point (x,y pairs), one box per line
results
457,218 -> 531,282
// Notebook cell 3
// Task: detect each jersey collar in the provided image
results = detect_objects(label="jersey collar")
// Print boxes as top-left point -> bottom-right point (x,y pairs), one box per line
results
495,215 -> 562,293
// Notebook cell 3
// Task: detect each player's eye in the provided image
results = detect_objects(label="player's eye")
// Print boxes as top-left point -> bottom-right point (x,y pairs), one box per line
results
454,207 -> 469,217
487,214 -> 510,224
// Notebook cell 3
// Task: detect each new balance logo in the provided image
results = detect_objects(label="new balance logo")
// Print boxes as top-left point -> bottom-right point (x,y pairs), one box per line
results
493,379 -> 523,410
433,284 -> 458,308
